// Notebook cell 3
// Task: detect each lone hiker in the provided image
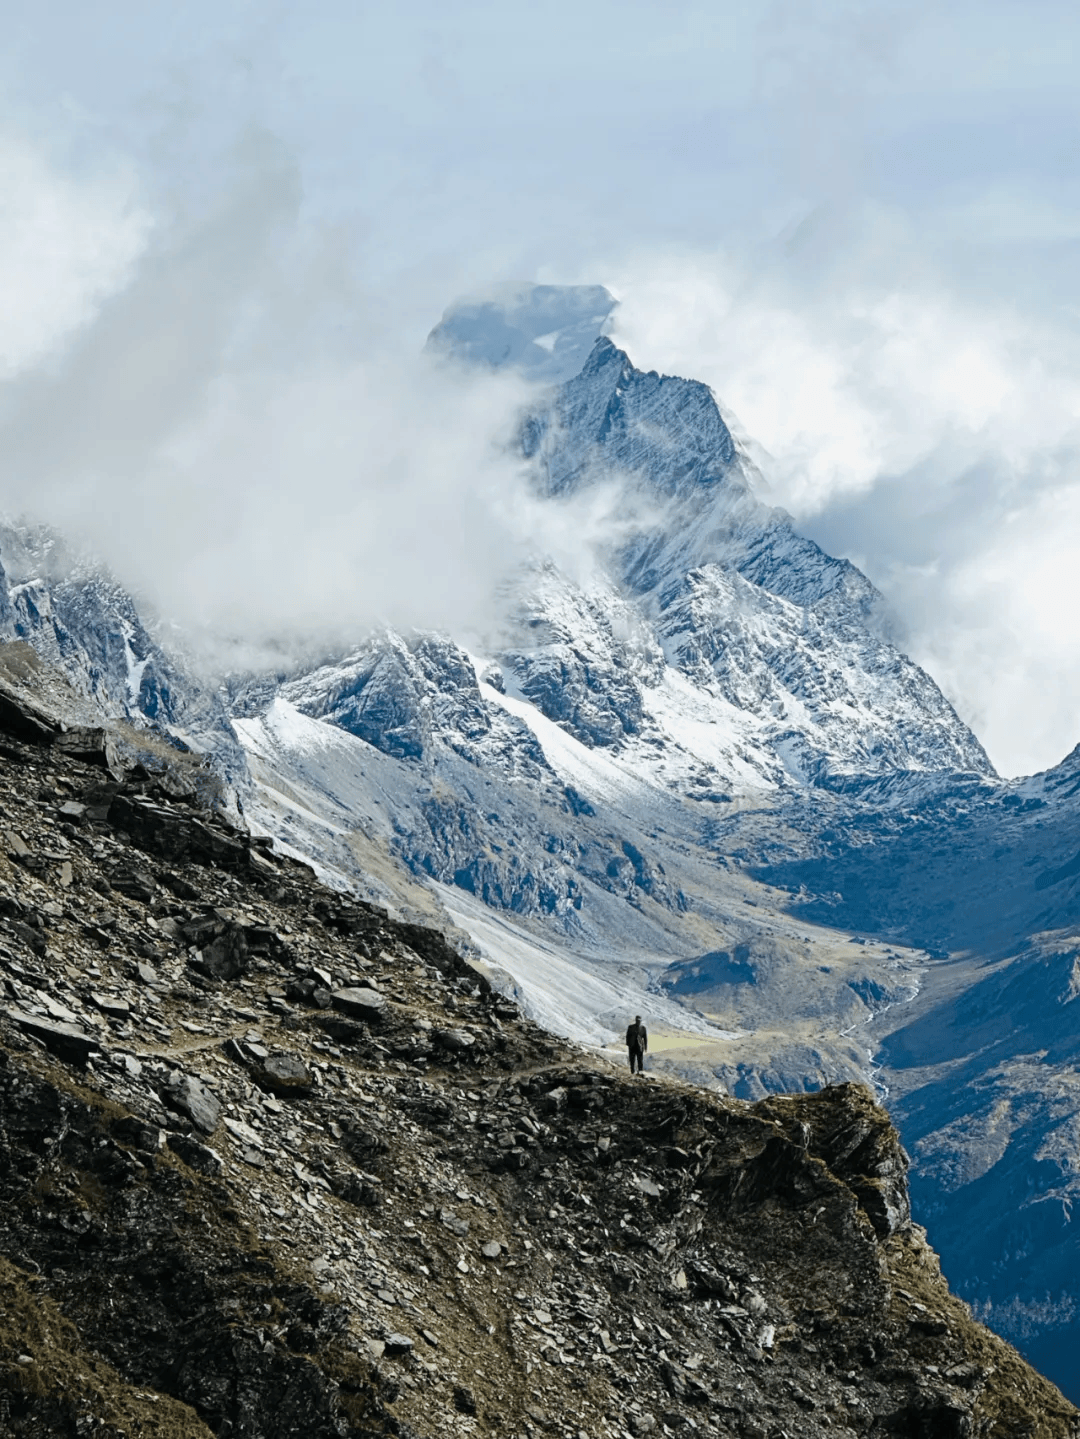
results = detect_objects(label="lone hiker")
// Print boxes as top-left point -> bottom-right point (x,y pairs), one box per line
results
626,1015 -> 648,1074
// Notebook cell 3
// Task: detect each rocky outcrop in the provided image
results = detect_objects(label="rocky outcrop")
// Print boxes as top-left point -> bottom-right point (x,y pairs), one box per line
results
0,670 -> 1075,1437
523,337 -> 740,499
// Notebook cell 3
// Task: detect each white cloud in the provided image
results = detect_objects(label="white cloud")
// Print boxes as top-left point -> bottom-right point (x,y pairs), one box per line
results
0,136 -> 149,376
0,139 -> 644,674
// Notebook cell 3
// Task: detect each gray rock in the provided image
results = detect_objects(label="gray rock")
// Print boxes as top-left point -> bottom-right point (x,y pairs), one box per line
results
440,1208 -> 470,1237
91,992 -> 131,1020
191,923 -> 249,981
315,1014 -> 367,1046
660,1359 -> 686,1399
453,1385 -> 478,1415
5,1007 -> 99,1066
161,1073 -> 221,1134
285,976 -> 319,1004
109,867 -> 154,902
254,1052 -> 312,1098
331,987 -> 386,1022
384,1333 -> 414,1356
480,1241 -> 502,1259
432,1026 -> 474,1052
4,919 -> 46,958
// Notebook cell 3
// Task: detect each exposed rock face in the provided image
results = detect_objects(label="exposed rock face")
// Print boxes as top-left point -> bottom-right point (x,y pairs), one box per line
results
281,630 -> 550,773
0,659 -> 1076,1437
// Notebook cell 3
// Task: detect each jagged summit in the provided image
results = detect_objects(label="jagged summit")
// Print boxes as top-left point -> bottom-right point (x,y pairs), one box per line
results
524,335 -> 740,497
522,336 -> 894,617
425,281 -> 618,384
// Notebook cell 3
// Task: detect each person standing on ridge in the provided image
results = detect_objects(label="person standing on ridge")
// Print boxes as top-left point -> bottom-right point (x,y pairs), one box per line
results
626,1015 -> 648,1074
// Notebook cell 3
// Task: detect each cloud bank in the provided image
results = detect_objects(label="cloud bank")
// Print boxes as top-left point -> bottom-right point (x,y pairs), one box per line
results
0,135 -> 149,377
0,132 -> 641,677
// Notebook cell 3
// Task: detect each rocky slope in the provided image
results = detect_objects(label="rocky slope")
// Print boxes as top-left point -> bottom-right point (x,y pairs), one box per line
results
0,659 -> 1076,1438
873,931 -> 1080,1404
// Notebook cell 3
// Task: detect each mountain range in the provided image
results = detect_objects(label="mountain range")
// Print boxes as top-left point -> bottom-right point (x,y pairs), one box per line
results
2,282 -> 1079,1399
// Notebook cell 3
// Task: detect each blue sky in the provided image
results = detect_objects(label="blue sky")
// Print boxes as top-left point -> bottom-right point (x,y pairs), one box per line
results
2,1 -> 1080,773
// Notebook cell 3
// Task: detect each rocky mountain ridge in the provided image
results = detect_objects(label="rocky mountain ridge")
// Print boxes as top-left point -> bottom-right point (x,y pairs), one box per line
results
0,660 -> 1076,1438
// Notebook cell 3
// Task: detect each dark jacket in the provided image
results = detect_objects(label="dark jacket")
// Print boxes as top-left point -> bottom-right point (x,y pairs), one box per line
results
626,1021 -> 647,1053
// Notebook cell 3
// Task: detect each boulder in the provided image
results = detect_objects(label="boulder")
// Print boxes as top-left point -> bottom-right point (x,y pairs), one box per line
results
5,1008 -> 100,1066
161,1072 -> 221,1134
190,922 -> 249,982
331,987 -> 387,1022
432,1027 -> 475,1053
253,1051 -> 312,1099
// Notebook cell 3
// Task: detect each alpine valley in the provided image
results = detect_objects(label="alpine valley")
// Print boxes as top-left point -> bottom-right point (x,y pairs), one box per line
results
4,283 -> 1080,1405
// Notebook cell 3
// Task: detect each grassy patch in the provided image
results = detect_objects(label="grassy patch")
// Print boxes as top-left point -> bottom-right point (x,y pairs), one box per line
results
0,1257 -> 212,1437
